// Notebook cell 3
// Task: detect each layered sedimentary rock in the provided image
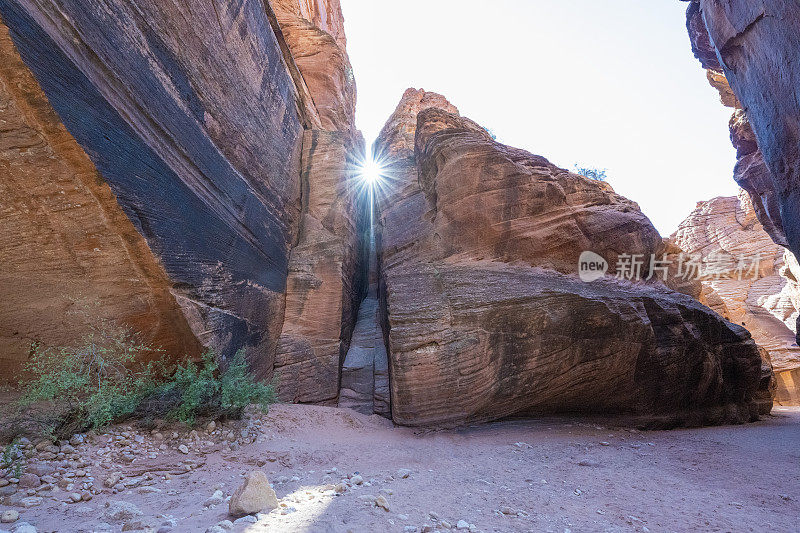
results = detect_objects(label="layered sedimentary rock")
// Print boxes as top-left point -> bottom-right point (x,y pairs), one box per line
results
685,0 -> 800,260
0,0 -> 363,392
673,193 -> 800,405
271,0 -> 365,402
0,24 -> 201,377
274,130 -> 365,402
0,0 -> 307,372
376,89 -> 773,427
272,0 -> 355,134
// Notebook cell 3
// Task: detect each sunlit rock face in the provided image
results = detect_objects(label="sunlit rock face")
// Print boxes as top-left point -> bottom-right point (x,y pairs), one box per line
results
673,193 -> 800,405
274,130 -> 366,403
272,0 -> 356,134
271,0 -> 366,402
0,0 -> 363,388
375,89 -> 773,427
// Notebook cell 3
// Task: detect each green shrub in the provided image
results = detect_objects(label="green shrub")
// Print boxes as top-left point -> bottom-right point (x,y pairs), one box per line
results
18,316 -> 160,438
153,349 -> 276,426
16,307 -> 275,439
574,165 -> 608,181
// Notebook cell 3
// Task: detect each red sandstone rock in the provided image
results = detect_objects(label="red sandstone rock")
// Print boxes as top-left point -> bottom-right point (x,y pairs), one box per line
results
673,192 -> 800,405
0,23 -> 200,378
273,0 -> 356,134
274,130 -> 365,401
375,89 -> 772,427
0,0 -> 363,391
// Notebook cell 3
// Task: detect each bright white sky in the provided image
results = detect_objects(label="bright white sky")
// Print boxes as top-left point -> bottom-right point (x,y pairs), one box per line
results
339,0 -> 739,236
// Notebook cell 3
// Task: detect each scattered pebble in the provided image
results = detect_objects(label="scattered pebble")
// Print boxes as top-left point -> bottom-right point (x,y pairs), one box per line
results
375,495 -> 390,512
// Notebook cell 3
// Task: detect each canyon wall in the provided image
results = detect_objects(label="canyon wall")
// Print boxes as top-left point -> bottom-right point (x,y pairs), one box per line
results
374,89 -> 773,428
684,0 -> 800,404
0,0 -> 363,393
673,193 -> 800,405
685,1 -> 789,249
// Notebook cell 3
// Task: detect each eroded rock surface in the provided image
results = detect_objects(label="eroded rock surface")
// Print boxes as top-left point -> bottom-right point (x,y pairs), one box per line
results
0,0 -> 364,393
0,21 -> 200,377
271,0 -> 366,401
375,89 -> 772,427
673,193 -> 800,405
0,0 -> 311,371
274,130 -> 365,401
685,0 -> 800,258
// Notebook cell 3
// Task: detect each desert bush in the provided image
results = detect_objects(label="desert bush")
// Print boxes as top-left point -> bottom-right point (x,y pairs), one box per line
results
574,165 -> 608,181
142,349 -> 276,426
17,315 -> 161,439
1,439 -> 24,478
15,309 -> 275,440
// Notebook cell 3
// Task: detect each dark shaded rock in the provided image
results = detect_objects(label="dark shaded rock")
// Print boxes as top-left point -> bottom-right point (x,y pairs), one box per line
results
0,0 -> 310,370
0,19 -> 201,377
685,0 -> 800,257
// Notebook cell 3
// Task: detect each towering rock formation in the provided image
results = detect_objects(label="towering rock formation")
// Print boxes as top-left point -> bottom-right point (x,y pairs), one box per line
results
0,0 -> 364,394
374,89 -> 773,427
0,23 -> 202,373
270,0 -> 366,402
684,0 -> 800,373
673,193 -> 800,405
685,1 -> 790,250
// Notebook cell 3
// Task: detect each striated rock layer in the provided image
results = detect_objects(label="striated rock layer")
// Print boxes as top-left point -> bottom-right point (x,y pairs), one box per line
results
375,89 -> 773,427
274,130 -> 366,402
271,0 -> 366,401
685,0 -> 800,396
673,193 -> 800,405
0,23 -> 201,375
0,0 -> 365,394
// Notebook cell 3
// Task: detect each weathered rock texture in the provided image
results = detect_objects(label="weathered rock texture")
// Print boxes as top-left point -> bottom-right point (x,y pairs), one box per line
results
0,23 -> 201,376
686,0 -> 800,264
673,192 -> 800,405
272,0 -> 355,134
375,89 -> 773,427
274,130 -> 365,402
271,0 -> 366,401
0,0 -> 364,393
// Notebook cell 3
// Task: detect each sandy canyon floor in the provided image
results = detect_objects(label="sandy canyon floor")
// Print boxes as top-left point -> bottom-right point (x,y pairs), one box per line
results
0,404 -> 798,533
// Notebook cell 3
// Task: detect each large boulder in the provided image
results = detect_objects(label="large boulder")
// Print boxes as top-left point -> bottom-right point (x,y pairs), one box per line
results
375,89 -> 773,427
229,471 -> 279,517
673,192 -> 800,405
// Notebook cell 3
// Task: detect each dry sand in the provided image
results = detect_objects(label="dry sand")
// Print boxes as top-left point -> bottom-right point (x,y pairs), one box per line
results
1,404 -> 798,532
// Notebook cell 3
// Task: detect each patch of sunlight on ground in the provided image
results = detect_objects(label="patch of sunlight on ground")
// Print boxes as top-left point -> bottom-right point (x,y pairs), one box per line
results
243,484 -> 337,532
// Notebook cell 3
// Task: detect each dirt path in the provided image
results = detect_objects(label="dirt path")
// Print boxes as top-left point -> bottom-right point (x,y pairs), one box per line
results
2,405 -> 798,533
